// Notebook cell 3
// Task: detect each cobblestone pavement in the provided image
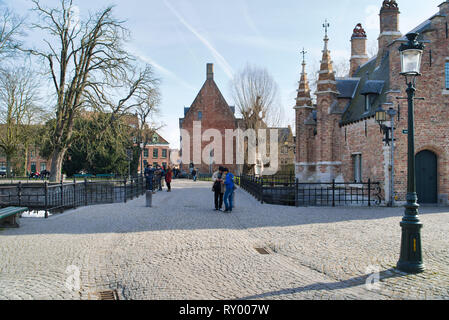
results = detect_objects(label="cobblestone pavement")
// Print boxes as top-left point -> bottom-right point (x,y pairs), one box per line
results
0,180 -> 448,300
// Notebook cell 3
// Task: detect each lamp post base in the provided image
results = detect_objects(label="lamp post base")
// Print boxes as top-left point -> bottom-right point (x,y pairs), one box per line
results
396,260 -> 425,274
397,202 -> 425,274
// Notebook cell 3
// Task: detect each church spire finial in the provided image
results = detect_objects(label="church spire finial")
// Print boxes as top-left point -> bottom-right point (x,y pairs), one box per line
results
322,19 -> 330,51
295,47 -> 312,108
323,19 -> 330,40
300,47 -> 307,74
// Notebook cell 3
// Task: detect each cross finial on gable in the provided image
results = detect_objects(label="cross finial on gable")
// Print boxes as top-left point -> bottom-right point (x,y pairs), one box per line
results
323,19 -> 330,38
300,48 -> 307,64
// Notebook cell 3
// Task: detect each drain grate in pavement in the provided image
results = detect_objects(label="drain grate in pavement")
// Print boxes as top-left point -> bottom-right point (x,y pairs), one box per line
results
89,290 -> 119,300
255,247 -> 270,255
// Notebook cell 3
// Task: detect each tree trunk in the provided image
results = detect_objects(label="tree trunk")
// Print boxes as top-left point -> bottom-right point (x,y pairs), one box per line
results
6,154 -> 12,178
23,144 -> 29,177
49,148 -> 66,182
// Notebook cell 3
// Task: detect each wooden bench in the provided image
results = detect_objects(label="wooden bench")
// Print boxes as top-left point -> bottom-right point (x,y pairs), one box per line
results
0,207 -> 28,228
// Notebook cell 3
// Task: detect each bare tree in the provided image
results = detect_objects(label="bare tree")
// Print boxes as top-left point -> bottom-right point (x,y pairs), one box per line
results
230,64 -> 282,173
134,86 -> 163,172
333,57 -> 350,78
0,7 -> 23,58
0,67 -> 40,177
24,0 -> 159,181
231,64 -> 282,129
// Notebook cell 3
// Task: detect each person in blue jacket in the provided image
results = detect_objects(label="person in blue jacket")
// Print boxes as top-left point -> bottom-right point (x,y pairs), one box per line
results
223,168 -> 235,213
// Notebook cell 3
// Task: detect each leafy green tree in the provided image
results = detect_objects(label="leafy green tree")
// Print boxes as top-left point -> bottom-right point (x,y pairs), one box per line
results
40,113 -> 138,177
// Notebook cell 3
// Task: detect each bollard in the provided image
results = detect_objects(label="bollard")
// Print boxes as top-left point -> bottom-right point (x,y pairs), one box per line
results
146,190 -> 153,207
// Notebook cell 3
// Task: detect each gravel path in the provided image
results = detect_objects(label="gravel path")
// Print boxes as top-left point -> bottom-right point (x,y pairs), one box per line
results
0,180 -> 448,300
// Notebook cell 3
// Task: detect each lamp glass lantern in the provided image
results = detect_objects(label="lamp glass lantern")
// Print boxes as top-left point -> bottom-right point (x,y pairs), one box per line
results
400,49 -> 423,75
375,106 -> 387,125
399,33 -> 424,77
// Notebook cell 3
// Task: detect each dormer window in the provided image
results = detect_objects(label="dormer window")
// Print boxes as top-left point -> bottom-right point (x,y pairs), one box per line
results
361,80 -> 384,113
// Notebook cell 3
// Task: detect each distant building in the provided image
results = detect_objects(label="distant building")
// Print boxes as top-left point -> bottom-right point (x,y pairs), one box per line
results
0,125 -> 50,176
179,63 -> 240,174
138,131 -> 170,172
179,63 -> 295,175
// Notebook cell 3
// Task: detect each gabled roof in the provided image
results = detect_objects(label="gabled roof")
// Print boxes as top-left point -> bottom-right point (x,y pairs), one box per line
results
336,78 -> 360,99
148,131 -> 169,145
182,76 -> 236,123
360,80 -> 385,95
395,14 -> 440,43
340,52 -> 390,126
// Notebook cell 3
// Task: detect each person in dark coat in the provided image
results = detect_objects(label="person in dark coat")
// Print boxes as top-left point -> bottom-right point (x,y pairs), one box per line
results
212,166 -> 224,211
144,164 -> 155,192
165,166 -> 173,192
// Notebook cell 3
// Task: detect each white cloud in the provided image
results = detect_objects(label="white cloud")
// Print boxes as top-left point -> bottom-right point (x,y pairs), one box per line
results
365,5 -> 379,31
163,0 -> 234,79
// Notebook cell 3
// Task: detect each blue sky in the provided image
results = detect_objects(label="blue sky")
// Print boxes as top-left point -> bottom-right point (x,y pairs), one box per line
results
2,0 -> 443,148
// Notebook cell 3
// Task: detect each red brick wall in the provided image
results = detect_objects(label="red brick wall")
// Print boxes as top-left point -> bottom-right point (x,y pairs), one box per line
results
139,145 -> 170,172
342,8 -> 449,203
180,76 -> 238,174
386,13 -> 449,202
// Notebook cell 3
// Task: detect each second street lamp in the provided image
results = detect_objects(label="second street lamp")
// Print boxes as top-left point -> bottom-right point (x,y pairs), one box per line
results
397,33 -> 425,274
375,106 -> 397,206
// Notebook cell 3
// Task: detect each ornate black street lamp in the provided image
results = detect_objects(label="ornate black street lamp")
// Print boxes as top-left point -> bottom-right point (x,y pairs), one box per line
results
397,33 -> 425,274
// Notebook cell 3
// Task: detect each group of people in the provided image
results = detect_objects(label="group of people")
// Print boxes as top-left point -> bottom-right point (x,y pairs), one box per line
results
144,164 -> 173,193
144,163 -> 237,213
212,166 -> 235,213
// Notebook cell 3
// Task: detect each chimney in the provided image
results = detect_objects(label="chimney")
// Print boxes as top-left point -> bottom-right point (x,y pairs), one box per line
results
377,0 -> 402,63
207,63 -> 214,80
350,23 -> 369,76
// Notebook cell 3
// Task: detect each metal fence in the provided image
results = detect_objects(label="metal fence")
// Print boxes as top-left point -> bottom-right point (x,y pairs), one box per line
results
237,175 -> 382,207
0,176 -> 152,218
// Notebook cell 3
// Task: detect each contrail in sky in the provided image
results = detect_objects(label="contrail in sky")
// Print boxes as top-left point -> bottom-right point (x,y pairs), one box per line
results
128,46 -> 196,91
163,0 -> 234,79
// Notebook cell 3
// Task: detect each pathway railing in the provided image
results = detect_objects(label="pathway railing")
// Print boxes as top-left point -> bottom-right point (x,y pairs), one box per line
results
0,175 -> 151,218
237,175 -> 382,207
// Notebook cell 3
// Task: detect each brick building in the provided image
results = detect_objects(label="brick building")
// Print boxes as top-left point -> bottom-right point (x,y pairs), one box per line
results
179,63 -> 239,174
0,147 -> 50,176
295,0 -> 449,205
179,63 -> 296,175
138,131 -> 170,172
0,124 -> 51,176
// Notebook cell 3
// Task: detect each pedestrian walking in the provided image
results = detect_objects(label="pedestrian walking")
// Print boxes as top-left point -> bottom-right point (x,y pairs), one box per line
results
192,168 -> 197,182
223,168 -> 235,213
165,166 -> 172,192
212,166 -> 224,211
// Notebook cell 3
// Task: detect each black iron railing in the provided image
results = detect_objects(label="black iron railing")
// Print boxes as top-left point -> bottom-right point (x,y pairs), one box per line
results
237,175 -> 382,207
0,176 -> 152,218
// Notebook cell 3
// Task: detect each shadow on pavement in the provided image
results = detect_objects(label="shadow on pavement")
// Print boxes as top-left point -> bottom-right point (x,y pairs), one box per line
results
238,268 -> 405,300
